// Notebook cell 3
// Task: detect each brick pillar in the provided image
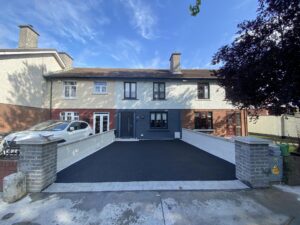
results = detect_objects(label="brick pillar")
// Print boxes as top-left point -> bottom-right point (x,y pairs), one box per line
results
17,137 -> 59,192
235,137 -> 271,188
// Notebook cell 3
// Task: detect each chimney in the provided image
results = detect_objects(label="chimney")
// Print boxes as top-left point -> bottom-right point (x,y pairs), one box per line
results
170,52 -> 181,74
18,25 -> 39,49
59,52 -> 73,69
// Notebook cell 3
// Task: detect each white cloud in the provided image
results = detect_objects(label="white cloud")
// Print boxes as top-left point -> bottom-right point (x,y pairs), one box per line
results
234,0 -> 252,10
32,0 -> 109,43
121,0 -> 157,39
0,0 -> 109,48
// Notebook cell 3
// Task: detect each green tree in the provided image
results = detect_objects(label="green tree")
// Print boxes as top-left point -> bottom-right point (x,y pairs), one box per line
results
212,0 -> 300,115
190,0 -> 201,16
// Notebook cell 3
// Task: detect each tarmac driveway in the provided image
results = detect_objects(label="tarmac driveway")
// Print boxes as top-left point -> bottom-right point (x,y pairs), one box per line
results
56,140 -> 236,183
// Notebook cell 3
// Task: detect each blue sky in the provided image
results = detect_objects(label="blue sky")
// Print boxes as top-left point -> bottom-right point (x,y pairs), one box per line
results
0,0 -> 258,69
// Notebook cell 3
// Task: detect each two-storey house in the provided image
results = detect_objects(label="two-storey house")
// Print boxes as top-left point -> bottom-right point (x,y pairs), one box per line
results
45,53 -> 247,139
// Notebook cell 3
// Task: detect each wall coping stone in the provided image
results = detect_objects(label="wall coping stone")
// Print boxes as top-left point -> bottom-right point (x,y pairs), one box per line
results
235,136 -> 271,145
17,137 -> 62,145
58,129 -> 115,147
182,128 -> 234,143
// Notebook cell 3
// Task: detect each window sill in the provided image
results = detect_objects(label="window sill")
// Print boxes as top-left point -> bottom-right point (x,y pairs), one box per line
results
152,99 -> 167,101
193,129 -> 214,132
63,97 -> 78,100
92,93 -> 108,95
122,98 -> 139,100
148,129 -> 169,132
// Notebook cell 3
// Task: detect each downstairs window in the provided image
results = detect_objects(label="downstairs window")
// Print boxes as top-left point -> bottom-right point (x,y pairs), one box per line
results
60,112 -> 79,121
194,112 -> 213,129
150,112 -> 168,129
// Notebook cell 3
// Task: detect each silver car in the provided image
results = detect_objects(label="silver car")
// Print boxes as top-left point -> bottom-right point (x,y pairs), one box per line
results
0,120 -> 93,154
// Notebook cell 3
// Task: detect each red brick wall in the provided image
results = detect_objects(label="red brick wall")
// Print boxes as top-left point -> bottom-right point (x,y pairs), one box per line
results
0,159 -> 18,191
181,109 -> 248,137
51,108 -> 116,130
0,103 -> 50,134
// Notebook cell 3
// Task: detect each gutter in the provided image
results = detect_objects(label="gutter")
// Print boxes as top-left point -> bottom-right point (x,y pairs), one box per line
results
0,50 -> 66,69
43,76 -> 218,81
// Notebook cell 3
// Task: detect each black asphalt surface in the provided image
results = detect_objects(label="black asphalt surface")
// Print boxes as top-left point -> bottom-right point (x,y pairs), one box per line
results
56,140 -> 236,182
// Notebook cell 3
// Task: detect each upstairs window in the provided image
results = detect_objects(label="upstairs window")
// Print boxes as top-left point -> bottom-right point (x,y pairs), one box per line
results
124,82 -> 137,99
197,83 -> 210,99
60,112 -> 79,121
94,82 -> 107,94
64,81 -> 77,98
150,112 -> 168,129
194,112 -> 213,129
153,82 -> 165,100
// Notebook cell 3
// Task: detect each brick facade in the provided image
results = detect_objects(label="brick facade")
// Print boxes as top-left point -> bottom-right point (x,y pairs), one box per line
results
51,108 -> 116,130
0,159 -> 18,191
181,109 -> 248,137
0,103 -> 50,134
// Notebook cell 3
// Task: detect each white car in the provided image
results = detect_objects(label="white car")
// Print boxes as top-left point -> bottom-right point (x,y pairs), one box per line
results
0,120 -> 93,152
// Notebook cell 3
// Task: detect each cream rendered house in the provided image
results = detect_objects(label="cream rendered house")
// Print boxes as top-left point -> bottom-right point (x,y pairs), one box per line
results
46,54 -> 248,139
0,25 -> 72,133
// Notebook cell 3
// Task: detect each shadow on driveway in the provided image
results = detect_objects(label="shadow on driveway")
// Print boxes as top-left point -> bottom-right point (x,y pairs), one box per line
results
56,140 -> 236,183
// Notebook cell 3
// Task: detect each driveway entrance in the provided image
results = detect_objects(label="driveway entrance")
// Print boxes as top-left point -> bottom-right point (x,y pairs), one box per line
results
56,140 -> 235,183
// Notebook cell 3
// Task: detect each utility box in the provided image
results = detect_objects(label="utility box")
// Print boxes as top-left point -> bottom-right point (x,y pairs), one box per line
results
269,144 -> 283,183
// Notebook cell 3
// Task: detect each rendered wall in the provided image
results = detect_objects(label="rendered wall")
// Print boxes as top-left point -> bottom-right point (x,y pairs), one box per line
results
116,109 -> 181,139
0,54 -> 63,109
248,115 -> 300,138
182,128 -> 235,164
57,130 -> 115,172
51,80 -> 235,110
50,80 -> 115,109
115,81 -> 235,110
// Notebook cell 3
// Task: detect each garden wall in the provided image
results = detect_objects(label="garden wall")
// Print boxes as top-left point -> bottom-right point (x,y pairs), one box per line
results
57,130 -> 115,172
182,128 -> 235,164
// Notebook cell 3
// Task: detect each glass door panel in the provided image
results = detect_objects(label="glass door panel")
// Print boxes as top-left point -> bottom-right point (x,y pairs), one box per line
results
94,113 -> 109,134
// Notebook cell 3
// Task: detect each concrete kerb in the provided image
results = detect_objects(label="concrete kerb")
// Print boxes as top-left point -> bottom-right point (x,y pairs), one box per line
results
44,180 -> 249,193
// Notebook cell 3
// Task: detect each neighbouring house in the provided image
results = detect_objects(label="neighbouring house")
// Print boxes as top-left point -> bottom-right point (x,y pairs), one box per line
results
0,25 -> 248,139
0,25 -> 72,134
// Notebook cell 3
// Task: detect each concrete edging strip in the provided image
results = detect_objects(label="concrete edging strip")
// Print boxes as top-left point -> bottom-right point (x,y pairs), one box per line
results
44,180 -> 249,193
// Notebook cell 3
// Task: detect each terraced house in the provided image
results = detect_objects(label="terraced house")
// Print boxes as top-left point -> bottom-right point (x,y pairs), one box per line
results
0,25 -> 248,139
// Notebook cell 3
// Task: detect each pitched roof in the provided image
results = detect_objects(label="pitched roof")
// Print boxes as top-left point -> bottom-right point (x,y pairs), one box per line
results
44,67 -> 217,80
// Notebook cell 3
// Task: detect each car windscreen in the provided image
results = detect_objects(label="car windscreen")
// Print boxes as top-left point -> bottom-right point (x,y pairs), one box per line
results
28,121 -> 69,131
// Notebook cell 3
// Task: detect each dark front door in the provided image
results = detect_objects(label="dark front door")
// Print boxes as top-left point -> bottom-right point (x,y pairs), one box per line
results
120,112 -> 134,138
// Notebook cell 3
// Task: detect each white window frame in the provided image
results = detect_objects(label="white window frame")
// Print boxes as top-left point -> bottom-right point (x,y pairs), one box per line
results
60,112 -> 79,121
63,81 -> 77,99
94,81 -> 107,94
93,112 -> 110,134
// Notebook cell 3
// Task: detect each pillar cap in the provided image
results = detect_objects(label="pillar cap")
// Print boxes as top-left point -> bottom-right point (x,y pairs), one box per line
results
235,136 -> 271,145
17,137 -> 62,145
